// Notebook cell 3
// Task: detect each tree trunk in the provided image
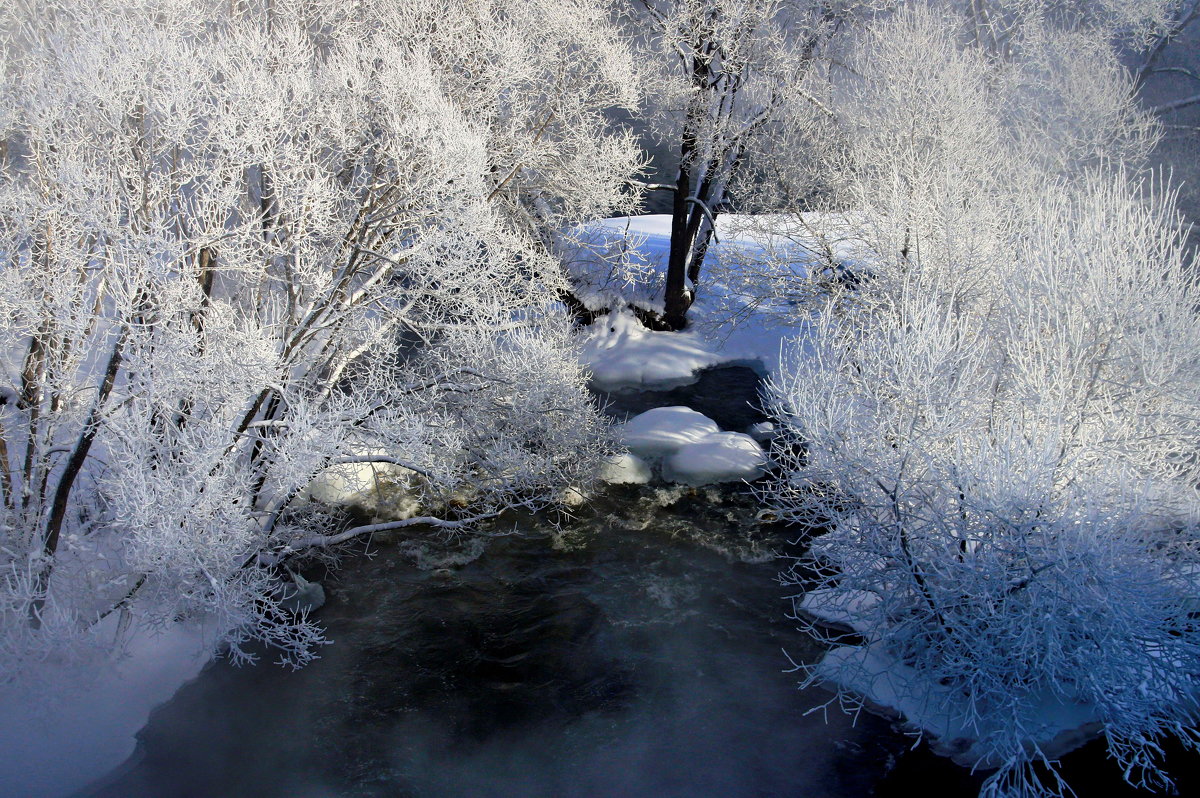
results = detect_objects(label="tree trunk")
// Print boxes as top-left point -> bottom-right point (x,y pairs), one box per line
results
31,331 -> 125,626
663,48 -> 713,331
664,159 -> 693,330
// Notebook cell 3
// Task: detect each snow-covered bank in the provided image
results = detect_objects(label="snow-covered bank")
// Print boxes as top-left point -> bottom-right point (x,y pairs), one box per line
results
0,618 -> 213,798
799,590 -> 1104,769
570,214 -> 847,389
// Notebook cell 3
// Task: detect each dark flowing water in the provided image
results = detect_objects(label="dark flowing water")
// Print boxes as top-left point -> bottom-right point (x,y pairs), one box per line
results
591,364 -> 770,432
85,367 -> 1198,798
91,486 -> 915,798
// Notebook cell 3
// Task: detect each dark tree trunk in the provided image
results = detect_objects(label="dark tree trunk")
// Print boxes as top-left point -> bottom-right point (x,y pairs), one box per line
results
664,159 -> 693,330
663,48 -> 713,332
31,331 -> 125,626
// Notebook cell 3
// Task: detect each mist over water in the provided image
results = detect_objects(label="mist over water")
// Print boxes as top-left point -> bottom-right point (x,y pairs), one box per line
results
90,483 -> 910,798
84,365 -> 1198,798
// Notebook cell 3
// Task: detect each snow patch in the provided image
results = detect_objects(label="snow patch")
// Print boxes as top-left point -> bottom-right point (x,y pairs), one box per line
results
580,308 -> 724,389
571,214 -> 845,389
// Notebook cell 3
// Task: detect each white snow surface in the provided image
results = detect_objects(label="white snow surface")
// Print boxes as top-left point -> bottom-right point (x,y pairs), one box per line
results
579,308 -> 726,389
599,452 -> 654,485
664,431 -> 768,486
571,214 -> 843,389
617,408 -> 767,486
746,421 -> 776,442
618,406 -> 722,459
0,616 -> 214,798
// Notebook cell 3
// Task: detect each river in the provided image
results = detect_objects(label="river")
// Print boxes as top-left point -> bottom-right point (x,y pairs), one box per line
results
85,367 -> 1195,798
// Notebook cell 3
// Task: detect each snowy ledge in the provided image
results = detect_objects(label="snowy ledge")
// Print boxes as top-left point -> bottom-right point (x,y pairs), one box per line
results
800,589 -> 1105,770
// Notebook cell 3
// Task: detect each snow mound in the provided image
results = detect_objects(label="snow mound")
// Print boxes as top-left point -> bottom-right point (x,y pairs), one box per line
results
619,406 -> 722,459
580,309 -> 724,389
304,456 -> 421,520
599,452 -> 654,485
617,408 -> 768,486
560,485 -> 588,506
307,460 -> 401,504
664,431 -> 767,485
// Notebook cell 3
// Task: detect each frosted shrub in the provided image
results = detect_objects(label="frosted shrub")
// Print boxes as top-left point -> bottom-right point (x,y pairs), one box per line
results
768,174 -> 1200,795
763,6 -> 1200,797
0,0 -> 634,678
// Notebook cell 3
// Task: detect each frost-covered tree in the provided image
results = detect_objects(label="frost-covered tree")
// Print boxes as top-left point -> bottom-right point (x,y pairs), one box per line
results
624,0 -> 858,329
762,4 -> 1200,796
0,0 -> 637,679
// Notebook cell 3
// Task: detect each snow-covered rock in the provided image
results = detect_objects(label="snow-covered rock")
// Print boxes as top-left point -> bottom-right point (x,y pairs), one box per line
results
616,407 -> 769,486
618,406 -> 722,459
746,421 -> 776,443
279,572 -> 326,615
560,485 -> 589,507
306,460 -> 403,504
664,431 -> 767,485
305,459 -> 422,520
599,452 -> 654,485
